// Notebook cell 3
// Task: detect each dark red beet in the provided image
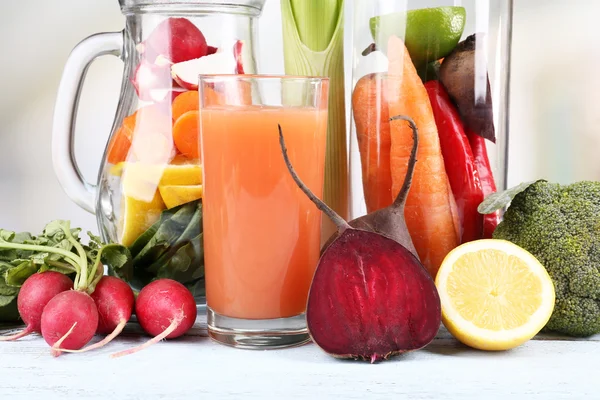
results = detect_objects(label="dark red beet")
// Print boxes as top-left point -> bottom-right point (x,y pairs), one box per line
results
143,18 -> 208,64
110,279 -> 196,358
0,271 -> 73,341
308,230 -> 440,362
278,118 -> 441,363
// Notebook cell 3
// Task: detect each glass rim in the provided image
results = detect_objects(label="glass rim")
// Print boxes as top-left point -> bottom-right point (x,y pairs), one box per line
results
198,74 -> 329,84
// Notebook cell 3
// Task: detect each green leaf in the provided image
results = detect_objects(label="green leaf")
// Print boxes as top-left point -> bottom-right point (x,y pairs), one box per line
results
0,277 -> 19,296
185,278 -> 205,298
129,205 -> 181,257
132,202 -> 197,269
40,261 -> 77,275
101,244 -> 132,273
0,230 -> 15,241
0,294 -> 17,308
5,260 -> 38,287
478,180 -> 543,214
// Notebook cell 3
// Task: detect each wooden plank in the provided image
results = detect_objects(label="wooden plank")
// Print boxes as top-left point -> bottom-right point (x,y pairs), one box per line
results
0,327 -> 598,399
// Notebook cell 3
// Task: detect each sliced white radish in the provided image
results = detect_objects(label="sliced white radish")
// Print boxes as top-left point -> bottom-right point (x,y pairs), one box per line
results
171,51 -> 237,90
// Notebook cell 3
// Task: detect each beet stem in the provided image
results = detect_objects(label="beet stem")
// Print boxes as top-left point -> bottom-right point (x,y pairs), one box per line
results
55,319 -> 127,354
50,322 -> 77,357
109,312 -> 184,359
0,326 -> 32,342
278,125 -> 350,232
389,115 -> 419,209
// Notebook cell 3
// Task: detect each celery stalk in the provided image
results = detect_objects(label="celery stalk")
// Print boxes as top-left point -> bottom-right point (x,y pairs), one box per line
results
281,0 -> 349,242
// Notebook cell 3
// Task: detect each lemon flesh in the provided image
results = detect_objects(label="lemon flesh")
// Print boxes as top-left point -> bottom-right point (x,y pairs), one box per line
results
435,239 -> 555,351
119,190 -> 165,247
370,6 -> 466,66
159,185 -> 203,209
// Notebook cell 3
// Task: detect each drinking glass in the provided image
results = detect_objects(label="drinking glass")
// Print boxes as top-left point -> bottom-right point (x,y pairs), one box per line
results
199,75 -> 329,349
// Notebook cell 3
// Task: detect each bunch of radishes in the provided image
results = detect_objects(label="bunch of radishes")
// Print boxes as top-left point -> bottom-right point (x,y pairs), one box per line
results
0,222 -> 197,357
132,17 -> 251,103
3,272 -> 197,357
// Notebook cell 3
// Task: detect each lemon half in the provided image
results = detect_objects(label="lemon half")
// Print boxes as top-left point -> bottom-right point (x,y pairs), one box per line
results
435,239 -> 555,351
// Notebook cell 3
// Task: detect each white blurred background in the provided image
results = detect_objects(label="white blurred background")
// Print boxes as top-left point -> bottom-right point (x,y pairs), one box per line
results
0,0 -> 598,234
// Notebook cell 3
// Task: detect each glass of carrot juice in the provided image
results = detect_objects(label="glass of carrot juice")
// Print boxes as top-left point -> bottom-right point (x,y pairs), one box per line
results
199,75 -> 329,349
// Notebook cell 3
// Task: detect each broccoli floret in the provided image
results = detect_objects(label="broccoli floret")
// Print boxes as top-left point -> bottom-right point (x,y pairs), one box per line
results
493,180 -> 600,337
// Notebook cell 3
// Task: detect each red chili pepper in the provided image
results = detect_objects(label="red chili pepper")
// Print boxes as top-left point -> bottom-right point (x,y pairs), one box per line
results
467,130 -> 500,238
425,81 -> 484,243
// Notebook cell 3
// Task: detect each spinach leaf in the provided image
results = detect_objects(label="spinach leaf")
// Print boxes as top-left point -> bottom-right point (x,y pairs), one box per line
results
118,200 -> 204,297
132,202 -> 197,268
5,261 -> 37,287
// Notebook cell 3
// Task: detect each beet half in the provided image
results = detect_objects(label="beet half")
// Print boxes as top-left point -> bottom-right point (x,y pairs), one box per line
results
278,117 -> 441,363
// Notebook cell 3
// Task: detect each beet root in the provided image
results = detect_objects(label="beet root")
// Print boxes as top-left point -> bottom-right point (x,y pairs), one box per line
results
40,290 -> 99,355
0,271 -> 73,341
439,33 -> 495,143
278,119 -> 441,362
308,229 -> 441,362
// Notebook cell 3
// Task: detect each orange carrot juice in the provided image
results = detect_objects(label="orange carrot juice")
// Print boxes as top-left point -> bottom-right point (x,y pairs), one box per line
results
201,105 -> 327,320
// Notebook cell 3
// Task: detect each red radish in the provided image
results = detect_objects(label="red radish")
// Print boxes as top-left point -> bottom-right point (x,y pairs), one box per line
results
278,121 -> 441,363
207,45 -> 218,55
41,290 -> 99,355
0,272 -> 72,341
54,276 -> 135,354
111,279 -> 196,358
131,61 -> 174,101
142,18 -> 207,64
233,40 -> 253,74
171,51 -> 237,90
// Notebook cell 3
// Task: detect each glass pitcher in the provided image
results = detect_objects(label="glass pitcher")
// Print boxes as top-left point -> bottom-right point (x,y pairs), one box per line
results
52,0 -> 266,303
349,0 -> 513,278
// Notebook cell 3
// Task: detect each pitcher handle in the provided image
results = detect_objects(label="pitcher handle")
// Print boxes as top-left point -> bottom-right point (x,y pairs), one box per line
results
52,31 -> 124,214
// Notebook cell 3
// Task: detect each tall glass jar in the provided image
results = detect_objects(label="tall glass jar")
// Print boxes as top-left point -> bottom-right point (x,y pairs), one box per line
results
52,0 -> 266,303
349,0 -> 512,278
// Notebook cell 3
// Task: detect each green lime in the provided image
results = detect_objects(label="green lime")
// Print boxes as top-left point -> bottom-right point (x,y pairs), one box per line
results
369,6 -> 466,67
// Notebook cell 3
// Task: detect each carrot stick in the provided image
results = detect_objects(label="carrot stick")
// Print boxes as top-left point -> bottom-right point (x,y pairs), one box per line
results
386,35 -> 460,278
352,73 -> 393,213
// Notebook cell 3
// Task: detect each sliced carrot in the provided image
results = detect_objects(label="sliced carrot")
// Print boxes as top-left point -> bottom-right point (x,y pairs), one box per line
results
107,126 -> 132,164
172,110 -> 200,160
386,35 -> 460,278
172,91 -> 199,121
352,73 -> 393,213
106,112 -> 138,164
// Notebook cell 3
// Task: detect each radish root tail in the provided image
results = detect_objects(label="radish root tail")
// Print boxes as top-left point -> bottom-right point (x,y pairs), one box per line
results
51,322 -> 77,357
55,319 -> 127,354
110,313 -> 184,359
0,327 -> 33,342
278,124 -> 350,232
